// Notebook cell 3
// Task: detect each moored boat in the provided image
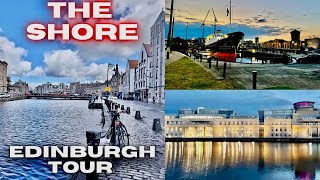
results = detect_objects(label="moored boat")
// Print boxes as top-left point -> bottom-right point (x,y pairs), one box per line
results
205,31 -> 244,62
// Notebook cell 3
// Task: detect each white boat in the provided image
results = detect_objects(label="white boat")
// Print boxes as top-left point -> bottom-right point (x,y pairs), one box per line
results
205,30 -> 226,46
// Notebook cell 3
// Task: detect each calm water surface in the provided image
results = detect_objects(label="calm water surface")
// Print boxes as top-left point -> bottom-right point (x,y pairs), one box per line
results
165,142 -> 320,180
0,99 -> 102,179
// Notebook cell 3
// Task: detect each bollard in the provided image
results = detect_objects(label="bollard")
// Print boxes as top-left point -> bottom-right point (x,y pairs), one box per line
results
252,71 -> 257,89
208,58 -> 212,69
200,55 -> 202,63
85,131 -> 101,179
135,111 -> 142,120
223,62 -> 227,79
152,119 -> 162,131
216,58 -> 219,69
126,107 -> 131,114
121,105 -> 125,111
167,52 -> 170,59
86,131 -> 101,146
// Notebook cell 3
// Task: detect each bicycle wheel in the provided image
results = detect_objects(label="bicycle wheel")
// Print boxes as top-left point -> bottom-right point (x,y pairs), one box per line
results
117,124 -> 129,147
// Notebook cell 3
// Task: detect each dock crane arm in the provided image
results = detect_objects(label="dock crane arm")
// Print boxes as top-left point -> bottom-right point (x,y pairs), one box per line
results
201,9 -> 211,40
212,8 -> 217,35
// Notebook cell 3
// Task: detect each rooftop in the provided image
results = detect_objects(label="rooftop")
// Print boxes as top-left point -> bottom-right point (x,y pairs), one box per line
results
128,60 -> 139,69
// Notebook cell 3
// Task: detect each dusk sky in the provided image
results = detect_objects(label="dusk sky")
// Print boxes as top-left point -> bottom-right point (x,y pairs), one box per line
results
0,0 -> 164,88
165,0 -> 320,41
166,90 -> 320,115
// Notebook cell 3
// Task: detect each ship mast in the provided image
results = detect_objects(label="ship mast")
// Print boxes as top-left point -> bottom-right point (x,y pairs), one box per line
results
229,0 -> 232,33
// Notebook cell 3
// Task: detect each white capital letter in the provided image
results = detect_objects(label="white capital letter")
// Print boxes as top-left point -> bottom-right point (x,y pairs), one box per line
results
119,24 -> 138,40
48,161 -> 62,173
96,161 -> 112,173
96,24 -> 117,40
25,146 -> 42,158
69,2 -> 90,18
48,24 -> 70,40
93,2 -> 112,18
47,2 -> 67,18
27,24 -> 46,41
10,146 -> 24,158
72,24 -> 93,40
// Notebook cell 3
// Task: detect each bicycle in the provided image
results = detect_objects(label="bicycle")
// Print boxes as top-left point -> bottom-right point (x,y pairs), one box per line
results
105,110 -> 130,147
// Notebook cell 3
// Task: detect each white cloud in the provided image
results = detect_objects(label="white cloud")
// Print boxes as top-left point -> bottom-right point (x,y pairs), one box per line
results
0,36 -> 32,76
43,49 -> 122,81
71,0 -> 164,61
26,66 -> 45,77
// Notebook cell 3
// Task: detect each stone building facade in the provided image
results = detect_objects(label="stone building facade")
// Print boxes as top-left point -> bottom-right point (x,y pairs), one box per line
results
0,60 -> 8,93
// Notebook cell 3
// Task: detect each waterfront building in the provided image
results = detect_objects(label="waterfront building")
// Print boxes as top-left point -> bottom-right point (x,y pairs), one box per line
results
131,11 -> 165,103
110,64 -> 120,97
259,30 -> 301,50
166,101 -> 320,139
69,82 -> 81,94
0,60 -> 8,93
8,79 -> 29,97
34,82 -> 66,95
35,81 -> 110,95
124,60 -> 138,100
304,37 -> 320,49
291,29 -> 301,49
134,44 -> 152,102
260,39 -> 291,50
80,81 -> 108,95
150,10 -> 165,104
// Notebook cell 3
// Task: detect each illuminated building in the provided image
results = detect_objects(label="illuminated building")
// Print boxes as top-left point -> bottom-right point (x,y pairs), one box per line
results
166,101 -> 320,139
259,30 -> 301,50
304,37 -> 320,49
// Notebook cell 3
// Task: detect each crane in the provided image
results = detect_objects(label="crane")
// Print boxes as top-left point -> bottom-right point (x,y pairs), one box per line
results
201,9 -> 211,40
212,8 -> 218,35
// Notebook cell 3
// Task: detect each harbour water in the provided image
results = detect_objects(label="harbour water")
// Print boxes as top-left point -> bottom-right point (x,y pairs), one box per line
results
165,142 -> 320,180
0,99 -> 103,179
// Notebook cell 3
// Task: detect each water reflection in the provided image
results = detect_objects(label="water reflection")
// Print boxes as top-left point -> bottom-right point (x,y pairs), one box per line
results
0,100 -> 103,179
236,57 -> 263,64
166,142 -> 320,180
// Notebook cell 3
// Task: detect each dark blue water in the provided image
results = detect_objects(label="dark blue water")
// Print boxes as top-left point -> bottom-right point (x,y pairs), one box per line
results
166,142 -> 320,180
0,100 -> 102,179
165,90 -> 320,115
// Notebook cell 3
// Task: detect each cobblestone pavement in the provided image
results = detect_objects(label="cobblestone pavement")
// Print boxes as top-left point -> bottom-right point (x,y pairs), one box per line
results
79,100 -> 165,180
194,55 -> 320,89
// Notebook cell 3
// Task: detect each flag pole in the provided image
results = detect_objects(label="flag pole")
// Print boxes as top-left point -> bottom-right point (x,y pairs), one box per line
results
229,0 -> 231,33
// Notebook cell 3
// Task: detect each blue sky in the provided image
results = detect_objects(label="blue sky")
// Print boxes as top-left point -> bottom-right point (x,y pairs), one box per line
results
165,0 -> 320,41
0,0 -> 164,88
165,90 -> 320,115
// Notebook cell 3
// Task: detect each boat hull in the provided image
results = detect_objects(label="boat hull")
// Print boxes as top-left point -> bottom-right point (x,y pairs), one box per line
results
206,32 -> 244,62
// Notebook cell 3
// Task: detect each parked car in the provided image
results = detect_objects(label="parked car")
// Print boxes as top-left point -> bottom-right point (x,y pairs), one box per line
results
0,93 -> 6,98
